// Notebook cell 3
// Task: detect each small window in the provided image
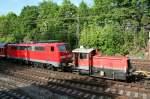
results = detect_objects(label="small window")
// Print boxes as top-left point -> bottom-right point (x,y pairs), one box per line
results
16,46 -> 21,50
27,46 -> 32,50
16,46 -> 27,50
35,46 -> 45,52
80,53 -> 87,59
50,46 -> 54,52
20,46 -> 26,50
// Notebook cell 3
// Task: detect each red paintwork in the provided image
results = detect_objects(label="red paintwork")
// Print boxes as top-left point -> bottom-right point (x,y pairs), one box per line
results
77,53 -> 128,71
7,43 -> 71,66
93,55 -> 128,71
78,58 -> 89,67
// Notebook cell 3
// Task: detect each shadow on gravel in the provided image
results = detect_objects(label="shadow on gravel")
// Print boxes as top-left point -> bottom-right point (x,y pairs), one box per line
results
67,77 -> 128,99
0,83 -> 76,99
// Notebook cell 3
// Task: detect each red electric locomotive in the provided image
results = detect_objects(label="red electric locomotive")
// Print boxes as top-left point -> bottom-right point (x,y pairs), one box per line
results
72,47 -> 131,80
7,42 -> 72,69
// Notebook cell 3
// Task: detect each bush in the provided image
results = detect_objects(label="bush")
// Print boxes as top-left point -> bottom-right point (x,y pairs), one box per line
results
79,24 -> 134,55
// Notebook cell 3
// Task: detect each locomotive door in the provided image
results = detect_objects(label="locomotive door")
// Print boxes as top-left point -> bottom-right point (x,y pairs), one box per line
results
72,48 -> 95,74
89,53 -> 93,75
74,53 -> 79,67
49,46 -> 55,61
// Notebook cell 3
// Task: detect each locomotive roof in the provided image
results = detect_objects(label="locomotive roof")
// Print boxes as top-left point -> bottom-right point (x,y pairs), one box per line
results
8,42 -> 66,46
72,48 -> 95,53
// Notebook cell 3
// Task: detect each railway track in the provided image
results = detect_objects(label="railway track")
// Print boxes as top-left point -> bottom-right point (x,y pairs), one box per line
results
130,59 -> 150,71
0,73 -> 32,99
22,69 -> 150,99
0,66 -> 125,99
0,72 -> 75,99
0,60 -> 150,99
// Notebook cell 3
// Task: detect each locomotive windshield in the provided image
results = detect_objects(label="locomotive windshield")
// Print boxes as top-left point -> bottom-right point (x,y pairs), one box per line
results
58,44 -> 69,52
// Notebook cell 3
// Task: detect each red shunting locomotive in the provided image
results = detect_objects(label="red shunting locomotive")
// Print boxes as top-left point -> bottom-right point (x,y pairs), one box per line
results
72,47 -> 130,80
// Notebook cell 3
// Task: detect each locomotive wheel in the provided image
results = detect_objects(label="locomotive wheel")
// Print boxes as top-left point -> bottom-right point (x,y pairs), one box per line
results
47,64 -> 53,70
33,62 -> 39,68
43,64 -> 47,69
39,63 -> 44,68
52,67 -> 58,71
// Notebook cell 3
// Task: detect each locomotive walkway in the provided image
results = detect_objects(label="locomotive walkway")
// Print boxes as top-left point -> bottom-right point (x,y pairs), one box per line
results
0,60 -> 150,99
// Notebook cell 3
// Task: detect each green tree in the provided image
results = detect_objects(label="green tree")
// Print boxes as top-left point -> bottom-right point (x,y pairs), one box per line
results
0,13 -> 17,42
80,24 -> 134,55
58,0 -> 77,48
19,5 -> 39,42
78,0 -> 89,30
37,0 -> 59,40
0,0 -> 149,56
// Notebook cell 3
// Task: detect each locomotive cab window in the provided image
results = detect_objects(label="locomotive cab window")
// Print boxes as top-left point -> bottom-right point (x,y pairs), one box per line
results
58,45 -> 66,52
27,46 -> 32,50
79,53 -> 87,59
58,44 -> 69,52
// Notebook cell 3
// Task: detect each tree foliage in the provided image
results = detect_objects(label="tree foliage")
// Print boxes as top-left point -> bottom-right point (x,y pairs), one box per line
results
0,0 -> 149,55
80,24 -> 134,55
